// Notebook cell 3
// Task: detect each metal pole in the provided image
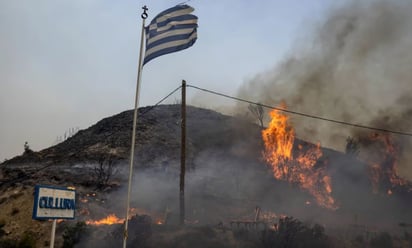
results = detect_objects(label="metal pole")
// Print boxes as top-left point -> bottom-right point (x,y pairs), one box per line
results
50,219 -> 57,248
180,80 -> 186,225
123,6 -> 148,248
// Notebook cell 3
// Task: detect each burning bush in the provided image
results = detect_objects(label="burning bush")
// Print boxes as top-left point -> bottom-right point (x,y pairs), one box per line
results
262,105 -> 337,209
356,132 -> 410,194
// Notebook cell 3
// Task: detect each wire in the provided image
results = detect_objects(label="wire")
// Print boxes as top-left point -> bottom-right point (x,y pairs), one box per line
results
178,0 -> 193,5
140,85 -> 182,116
186,84 -> 412,137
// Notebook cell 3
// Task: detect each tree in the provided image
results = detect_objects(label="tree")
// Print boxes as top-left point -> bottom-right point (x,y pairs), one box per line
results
345,136 -> 360,157
248,103 -> 264,128
23,141 -> 33,154
93,155 -> 118,189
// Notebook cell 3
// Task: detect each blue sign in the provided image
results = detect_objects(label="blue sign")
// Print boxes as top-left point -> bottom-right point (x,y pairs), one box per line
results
32,185 -> 76,220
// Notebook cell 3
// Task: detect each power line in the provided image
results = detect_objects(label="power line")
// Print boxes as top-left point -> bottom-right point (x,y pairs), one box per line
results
186,84 -> 412,137
140,85 -> 182,116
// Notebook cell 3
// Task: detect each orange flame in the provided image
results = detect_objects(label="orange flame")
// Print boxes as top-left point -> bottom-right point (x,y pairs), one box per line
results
362,133 -> 408,194
262,105 -> 337,209
85,208 -> 164,226
86,214 -> 124,225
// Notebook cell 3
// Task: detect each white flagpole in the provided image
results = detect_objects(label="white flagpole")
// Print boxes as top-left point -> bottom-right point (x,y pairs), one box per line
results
123,6 -> 148,248
50,219 -> 57,248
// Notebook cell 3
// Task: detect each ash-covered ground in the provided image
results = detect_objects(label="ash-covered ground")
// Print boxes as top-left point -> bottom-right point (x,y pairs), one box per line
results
1,104 -> 412,247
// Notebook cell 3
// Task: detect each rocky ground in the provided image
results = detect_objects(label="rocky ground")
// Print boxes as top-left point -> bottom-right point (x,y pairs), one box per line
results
1,104 -> 412,247
0,104 -> 265,247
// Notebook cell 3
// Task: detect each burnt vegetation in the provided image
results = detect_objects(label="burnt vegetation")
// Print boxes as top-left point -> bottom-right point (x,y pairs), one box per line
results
1,104 -> 412,247
93,155 -> 118,190
2,0 -> 412,246
248,103 -> 265,129
261,217 -> 330,248
345,137 -> 360,157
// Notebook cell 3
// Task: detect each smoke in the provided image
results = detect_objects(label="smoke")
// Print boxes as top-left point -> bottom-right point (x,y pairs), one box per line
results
107,152 -> 296,225
237,0 -> 412,178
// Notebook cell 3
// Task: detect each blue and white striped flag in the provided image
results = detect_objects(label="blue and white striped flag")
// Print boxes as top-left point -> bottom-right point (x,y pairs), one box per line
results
143,4 -> 198,65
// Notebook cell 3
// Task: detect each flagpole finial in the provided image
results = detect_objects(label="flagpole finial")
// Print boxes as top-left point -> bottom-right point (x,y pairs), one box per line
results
141,5 -> 148,19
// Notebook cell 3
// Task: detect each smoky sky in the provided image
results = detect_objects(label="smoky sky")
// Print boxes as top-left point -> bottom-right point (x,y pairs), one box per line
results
237,0 -> 412,177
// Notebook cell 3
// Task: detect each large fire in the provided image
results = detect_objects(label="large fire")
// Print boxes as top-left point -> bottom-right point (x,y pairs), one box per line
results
360,132 -> 408,194
262,105 -> 337,209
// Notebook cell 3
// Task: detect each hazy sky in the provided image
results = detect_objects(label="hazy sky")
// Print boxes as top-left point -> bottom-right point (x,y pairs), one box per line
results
0,0 -> 342,161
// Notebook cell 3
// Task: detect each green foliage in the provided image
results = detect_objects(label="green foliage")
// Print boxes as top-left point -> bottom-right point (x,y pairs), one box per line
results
62,222 -> 86,248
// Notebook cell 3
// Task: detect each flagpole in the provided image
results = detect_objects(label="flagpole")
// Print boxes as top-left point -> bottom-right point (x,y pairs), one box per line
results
123,6 -> 148,248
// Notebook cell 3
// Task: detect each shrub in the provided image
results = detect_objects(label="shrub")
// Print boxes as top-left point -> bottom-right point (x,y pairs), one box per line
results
17,231 -> 36,248
93,155 -> 118,189
369,232 -> 393,248
0,222 -> 36,248
23,142 -> 33,155
10,207 -> 19,216
351,234 -> 366,248
0,219 -> 6,238
345,136 -> 360,157
261,217 -> 330,248
62,222 -> 86,248
0,239 -> 18,248
248,103 -> 265,128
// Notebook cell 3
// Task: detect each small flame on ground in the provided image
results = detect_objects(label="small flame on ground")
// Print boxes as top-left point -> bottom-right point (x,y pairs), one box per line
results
86,214 -> 124,226
85,208 -> 165,226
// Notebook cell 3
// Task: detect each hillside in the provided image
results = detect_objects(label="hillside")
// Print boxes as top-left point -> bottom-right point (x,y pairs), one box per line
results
2,104 -> 261,166
1,104 -> 412,247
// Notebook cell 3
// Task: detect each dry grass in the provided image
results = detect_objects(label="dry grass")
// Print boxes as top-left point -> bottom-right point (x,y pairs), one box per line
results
0,185 -> 64,247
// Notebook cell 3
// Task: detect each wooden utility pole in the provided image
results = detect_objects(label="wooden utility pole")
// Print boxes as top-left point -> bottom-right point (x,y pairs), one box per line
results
180,80 -> 186,225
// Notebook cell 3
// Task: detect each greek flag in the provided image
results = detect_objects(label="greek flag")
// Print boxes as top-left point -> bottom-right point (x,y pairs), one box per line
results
143,4 -> 198,65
